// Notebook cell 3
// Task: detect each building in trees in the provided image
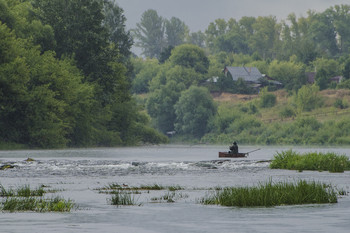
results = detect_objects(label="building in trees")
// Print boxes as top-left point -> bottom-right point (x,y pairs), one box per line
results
222,66 -> 283,92
224,66 -> 263,83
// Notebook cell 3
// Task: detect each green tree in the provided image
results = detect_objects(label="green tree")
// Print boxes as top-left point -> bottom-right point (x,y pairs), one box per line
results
214,31 -> 249,54
250,16 -> 279,59
313,58 -> 339,90
174,86 -> 217,138
342,56 -> 350,80
165,17 -> 188,47
169,44 -> 209,75
146,81 -> 186,133
330,5 -> 350,55
0,21 -> 94,148
103,0 -> 133,59
1,0 -> 56,53
188,31 -> 205,47
295,85 -> 321,112
133,9 -> 165,59
268,60 -> 306,90
308,10 -> 339,57
131,58 -> 160,93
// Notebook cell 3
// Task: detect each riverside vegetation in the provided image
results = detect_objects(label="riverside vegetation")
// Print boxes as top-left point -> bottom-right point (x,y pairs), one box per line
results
3,1 -> 350,149
0,180 -> 345,210
96,181 -> 345,207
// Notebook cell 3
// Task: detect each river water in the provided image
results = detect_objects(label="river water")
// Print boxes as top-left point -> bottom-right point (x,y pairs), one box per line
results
0,145 -> 349,233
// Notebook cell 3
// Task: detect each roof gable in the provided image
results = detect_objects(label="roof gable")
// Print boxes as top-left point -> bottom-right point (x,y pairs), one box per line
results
224,66 -> 262,83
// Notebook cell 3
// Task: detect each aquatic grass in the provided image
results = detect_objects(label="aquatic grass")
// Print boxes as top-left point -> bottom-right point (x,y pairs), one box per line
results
97,183 -> 185,193
139,184 -> 164,190
168,185 -> 184,191
109,191 -> 136,206
270,150 -> 350,172
17,185 -> 45,197
1,196 -> 76,212
200,180 -> 338,207
0,184 -> 45,197
151,191 -> 189,203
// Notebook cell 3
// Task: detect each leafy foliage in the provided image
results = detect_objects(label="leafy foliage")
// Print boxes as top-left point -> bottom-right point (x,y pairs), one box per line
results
0,0 -> 166,148
259,87 -> 276,108
174,86 -> 217,138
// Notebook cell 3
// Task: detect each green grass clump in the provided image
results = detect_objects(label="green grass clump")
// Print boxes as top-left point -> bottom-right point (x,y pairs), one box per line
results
1,196 -> 76,212
0,184 -> 75,212
270,150 -> 350,172
109,191 -> 136,206
139,184 -> 164,190
0,184 -> 45,197
200,180 -> 338,207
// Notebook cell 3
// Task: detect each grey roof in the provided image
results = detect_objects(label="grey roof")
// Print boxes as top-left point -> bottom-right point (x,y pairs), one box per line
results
225,66 -> 262,83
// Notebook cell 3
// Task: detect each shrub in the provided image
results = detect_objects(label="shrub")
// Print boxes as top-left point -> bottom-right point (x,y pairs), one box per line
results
259,87 -> 276,108
279,106 -> 296,119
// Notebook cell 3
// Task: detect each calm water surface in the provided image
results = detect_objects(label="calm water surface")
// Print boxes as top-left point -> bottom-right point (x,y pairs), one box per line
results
0,145 -> 349,233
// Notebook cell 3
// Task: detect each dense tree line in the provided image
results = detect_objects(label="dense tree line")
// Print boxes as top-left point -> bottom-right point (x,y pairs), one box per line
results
134,6 -> 350,62
131,5 -> 350,142
0,0 -> 167,148
2,2 -> 350,147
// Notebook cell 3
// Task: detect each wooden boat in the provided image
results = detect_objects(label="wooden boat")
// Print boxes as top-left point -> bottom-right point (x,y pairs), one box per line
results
218,152 -> 247,158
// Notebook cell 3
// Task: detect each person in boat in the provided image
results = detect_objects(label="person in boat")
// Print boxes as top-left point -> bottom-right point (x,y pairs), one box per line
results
229,141 -> 238,154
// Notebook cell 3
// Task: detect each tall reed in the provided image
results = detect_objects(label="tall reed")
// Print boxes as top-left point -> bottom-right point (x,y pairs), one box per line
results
0,184 -> 45,197
109,191 -> 136,206
200,180 -> 338,207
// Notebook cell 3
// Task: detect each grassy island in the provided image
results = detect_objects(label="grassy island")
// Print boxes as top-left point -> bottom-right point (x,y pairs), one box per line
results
0,184 -> 75,212
200,180 -> 338,207
270,150 -> 350,172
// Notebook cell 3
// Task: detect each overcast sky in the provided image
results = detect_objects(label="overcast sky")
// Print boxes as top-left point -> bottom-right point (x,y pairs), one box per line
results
116,0 -> 349,32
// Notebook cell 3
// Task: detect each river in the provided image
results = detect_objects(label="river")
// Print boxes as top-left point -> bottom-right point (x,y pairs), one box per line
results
0,145 -> 349,233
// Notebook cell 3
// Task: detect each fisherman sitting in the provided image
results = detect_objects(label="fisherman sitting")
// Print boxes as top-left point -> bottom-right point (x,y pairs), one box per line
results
229,141 -> 238,154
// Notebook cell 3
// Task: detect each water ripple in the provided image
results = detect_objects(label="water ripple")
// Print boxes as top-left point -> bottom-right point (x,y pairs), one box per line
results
0,159 -> 270,178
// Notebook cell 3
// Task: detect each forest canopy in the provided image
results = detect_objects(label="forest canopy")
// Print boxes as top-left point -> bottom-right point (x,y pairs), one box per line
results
0,0 -> 167,148
2,1 -> 350,148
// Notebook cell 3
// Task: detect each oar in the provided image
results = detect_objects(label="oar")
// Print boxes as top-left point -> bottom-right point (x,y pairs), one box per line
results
245,148 -> 261,156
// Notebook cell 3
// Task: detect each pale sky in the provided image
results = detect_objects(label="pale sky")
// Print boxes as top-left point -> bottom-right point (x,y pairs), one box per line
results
116,0 -> 349,32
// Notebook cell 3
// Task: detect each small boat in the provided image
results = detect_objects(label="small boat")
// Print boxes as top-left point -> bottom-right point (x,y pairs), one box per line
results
218,152 -> 247,158
218,149 -> 260,158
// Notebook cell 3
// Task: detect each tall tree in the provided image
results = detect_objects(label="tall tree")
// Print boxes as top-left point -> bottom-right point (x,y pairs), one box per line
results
174,86 -> 217,138
165,17 -> 188,47
103,0 -> 133,59
308,10 -> 339,57
133,9 -> 165,59
188,31 -> 205,48
146,80 -> 185,133
250,16 -> 279,59
169,44 -> 209,75
330,5 -> 350,55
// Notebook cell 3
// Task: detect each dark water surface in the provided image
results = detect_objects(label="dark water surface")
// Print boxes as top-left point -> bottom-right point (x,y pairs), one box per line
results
0,145 -> 349,233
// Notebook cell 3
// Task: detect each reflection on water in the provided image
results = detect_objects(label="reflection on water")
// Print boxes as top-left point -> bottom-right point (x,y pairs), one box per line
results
0,145 -> 350,233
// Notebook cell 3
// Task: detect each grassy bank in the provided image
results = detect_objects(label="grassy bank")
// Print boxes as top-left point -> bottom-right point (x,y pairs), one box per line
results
200,180 -> 338,207
270,150 -> 350,172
